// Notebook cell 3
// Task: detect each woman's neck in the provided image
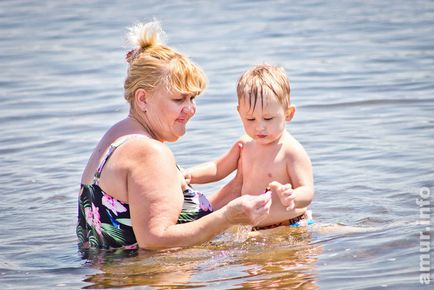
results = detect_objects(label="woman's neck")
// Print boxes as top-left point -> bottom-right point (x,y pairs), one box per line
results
127,111 -> 160,141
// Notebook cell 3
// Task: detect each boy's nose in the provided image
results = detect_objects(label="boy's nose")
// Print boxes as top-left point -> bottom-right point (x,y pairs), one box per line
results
256,126 -> 265,132
256,121 -> 266,131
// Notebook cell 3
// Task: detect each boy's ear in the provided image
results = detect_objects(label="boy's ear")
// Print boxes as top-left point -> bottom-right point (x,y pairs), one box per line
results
133,89 -> 148,111
285,105 -> 296,121
237,105 -> 240,113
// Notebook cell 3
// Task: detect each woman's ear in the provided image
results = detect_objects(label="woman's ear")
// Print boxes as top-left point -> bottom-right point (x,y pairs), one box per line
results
285,104 -> 296,122
134,89 -> 148,112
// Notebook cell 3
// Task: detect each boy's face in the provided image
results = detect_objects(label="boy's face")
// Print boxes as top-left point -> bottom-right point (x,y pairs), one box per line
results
237,95 -> 294,145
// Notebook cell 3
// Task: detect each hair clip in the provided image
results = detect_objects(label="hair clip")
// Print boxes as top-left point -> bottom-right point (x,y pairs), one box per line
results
126,49 -> 136,60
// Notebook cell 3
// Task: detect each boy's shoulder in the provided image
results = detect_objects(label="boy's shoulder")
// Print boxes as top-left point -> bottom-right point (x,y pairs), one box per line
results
281,132 -> 307,153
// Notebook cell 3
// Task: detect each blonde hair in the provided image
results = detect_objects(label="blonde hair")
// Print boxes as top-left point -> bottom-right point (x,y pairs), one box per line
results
124,21 -> 207,104
236,64 -> 290,111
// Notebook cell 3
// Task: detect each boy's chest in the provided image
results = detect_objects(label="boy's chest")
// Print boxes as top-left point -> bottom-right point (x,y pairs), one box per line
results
241,147 -> 290,194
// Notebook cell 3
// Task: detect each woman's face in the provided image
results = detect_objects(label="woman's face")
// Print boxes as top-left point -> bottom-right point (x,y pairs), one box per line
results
145,85 -> 197,142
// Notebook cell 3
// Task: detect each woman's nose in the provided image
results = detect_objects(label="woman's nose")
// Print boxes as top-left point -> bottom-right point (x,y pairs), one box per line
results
182,102 -> 196,115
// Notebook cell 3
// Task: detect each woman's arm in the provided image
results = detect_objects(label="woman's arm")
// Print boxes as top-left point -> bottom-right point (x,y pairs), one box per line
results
186,137 -> 248,184
124,138 -> 270,249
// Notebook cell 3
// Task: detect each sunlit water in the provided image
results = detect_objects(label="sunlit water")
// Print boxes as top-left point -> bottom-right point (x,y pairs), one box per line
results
1,0 -> 433,289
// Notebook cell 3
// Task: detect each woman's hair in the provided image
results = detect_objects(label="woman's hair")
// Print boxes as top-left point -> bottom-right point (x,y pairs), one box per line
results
236,64 -> 290,111
124,21 -> 207,104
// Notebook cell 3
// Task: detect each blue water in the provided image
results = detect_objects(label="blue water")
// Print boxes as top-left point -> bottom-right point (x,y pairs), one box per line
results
1,0 -> 433,289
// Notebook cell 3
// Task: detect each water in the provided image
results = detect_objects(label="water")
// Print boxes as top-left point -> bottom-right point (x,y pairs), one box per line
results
1,0 -> 433,289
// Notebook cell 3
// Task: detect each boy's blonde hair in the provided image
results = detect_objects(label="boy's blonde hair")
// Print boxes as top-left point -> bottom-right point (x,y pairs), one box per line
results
237,64 -> 290,111
124,21 -> 207,105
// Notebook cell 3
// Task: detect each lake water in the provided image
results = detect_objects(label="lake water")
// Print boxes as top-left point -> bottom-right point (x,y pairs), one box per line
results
1,0 -> 433,289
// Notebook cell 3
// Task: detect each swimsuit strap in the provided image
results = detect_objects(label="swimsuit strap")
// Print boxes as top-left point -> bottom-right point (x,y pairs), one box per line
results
92,135 -> 146,184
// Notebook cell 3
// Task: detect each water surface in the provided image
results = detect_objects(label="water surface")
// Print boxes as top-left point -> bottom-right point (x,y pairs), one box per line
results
1,0 -> 433,289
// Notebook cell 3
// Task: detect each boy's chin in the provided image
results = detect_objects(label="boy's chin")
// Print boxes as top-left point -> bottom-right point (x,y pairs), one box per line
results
255,137 -> 278,145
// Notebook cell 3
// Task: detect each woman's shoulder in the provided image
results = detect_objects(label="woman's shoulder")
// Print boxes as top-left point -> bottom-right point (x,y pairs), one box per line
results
116,134 -> 172,158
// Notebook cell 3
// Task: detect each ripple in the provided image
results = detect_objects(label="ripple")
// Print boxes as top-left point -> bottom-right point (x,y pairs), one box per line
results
1,0 -> 433,289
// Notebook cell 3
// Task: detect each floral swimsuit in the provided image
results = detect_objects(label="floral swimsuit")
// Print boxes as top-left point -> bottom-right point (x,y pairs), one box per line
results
76,137 -> 213,249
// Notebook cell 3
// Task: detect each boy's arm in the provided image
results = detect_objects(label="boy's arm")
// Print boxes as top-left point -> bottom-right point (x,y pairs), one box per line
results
186,137 -> 248,184
271,142 -> 314,210
285,142 -> 314,209
208,160 -> 243,210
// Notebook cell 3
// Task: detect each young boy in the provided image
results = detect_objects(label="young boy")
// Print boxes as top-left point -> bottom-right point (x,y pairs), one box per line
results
186,64 -> 314,230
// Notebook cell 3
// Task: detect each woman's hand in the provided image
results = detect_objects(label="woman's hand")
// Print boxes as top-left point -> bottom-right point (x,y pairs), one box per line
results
268,181 -> 295,211
222,192 -> 272,226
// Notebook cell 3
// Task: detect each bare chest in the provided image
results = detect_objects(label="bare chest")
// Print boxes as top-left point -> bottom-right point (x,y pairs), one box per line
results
241,147 -> 291,195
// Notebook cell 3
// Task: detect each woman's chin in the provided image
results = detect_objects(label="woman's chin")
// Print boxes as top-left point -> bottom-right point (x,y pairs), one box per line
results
167,130 -> 186,142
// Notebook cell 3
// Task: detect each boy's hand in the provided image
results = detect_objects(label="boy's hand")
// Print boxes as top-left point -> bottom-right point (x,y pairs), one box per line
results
184,170 -> 192,185
180,168 -> 192,184
268,181 -> 295,211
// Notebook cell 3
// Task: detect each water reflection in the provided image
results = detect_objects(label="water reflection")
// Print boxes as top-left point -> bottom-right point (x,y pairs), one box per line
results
81,226 -> 321,289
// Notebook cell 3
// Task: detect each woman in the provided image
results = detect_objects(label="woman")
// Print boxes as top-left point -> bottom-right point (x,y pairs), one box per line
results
76,21 -> 273,250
